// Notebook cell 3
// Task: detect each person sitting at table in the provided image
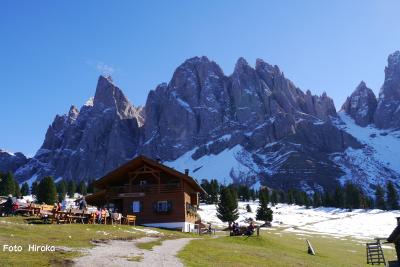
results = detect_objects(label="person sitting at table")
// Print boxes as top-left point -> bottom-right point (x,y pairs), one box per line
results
96,208 -> 102,224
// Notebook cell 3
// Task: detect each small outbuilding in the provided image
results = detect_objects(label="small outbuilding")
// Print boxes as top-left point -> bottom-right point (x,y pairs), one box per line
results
85,155 -> 205,232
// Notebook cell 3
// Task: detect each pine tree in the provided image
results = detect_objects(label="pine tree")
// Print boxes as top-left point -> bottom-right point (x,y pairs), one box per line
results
287,189 -> 294,204
271,190 -> 278,206
386,181 -> 399,210
239,185 -> 250,201
333,186 -> 345,208
87,178 -> 95,194
313,192 -> 322,207
0,172 -> 15,196
37,176 -> 57,205
303,192 -> 311,208
57,180 -> 67,201
210,179 -> 220,204
256,188 -> 273,222
31,181 -> 38,196
344,182 -> 361,210
250,189 -> 256,201
14,180 -> 21,197
21,182 -> 29,196
374,185 -> 386,210
216,187 -> 239,226
67,180 -> 76,197
77,180 -> 87,196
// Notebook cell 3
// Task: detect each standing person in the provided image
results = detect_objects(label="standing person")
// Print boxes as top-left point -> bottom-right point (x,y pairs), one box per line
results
5,195 -> 13,216
79,197 -> 87,211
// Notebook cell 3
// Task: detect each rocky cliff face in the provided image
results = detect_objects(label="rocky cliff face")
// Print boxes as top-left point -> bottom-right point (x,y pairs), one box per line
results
14,76 -> 141,182
341,81 -> 377,126
0,150 -> 28,174
5,53 -> 400,193
140,56 -> 359,191
374,51 -> 400,129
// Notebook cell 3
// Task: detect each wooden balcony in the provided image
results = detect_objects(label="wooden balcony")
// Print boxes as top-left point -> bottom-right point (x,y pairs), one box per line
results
107,183 -> 183,198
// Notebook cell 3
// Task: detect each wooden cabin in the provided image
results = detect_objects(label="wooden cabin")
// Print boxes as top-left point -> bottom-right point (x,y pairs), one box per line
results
85,155 -> 205,232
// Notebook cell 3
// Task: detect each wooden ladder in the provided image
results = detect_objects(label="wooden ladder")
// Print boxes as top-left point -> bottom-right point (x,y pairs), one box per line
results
366,241 -> 386,265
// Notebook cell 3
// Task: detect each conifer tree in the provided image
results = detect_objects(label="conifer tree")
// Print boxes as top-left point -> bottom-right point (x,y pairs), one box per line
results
303,192 -> 311,208
21,182 -> 29,196
57,180 -> 67,201
271,190 -> 279,206
77,180 -> 87,196
216,187 -> 239,227
14,180 -> 21,197
386,181 -> 399,210
374,185 -> 386,210
67,180 -> 76,197
37,176 -> 57,204
210,179 -> 220,204
87,178 -> 95,194
313,192 -> 322,207
344,182 -> 361,210
333,186 -> 345,208
31,181 -> 38,196
287,189 -> 294,204
0,172 -> 15,196
256,188 -> 273,222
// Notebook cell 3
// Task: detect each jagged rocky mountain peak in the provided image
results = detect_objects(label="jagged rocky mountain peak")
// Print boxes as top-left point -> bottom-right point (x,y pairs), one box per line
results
93,75 -> 138,119
67,105 -> 79,122
7,52 -> 400,194
374,51 -> 400,129
0,149 -> 29,174
341,81 -> 377,127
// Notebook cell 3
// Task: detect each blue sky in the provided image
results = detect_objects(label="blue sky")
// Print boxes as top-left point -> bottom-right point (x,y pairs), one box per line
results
1,1 -> 400,156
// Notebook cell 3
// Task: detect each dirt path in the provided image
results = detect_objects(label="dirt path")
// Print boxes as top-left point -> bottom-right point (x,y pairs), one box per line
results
73,237 -> 195,267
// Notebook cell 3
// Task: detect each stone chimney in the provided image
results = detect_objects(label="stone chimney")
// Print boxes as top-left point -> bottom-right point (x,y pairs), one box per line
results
184,169 -> 189,175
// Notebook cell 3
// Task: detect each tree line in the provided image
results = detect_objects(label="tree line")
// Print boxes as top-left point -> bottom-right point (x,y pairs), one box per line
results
201,179 -> 400,211
0,172 -> 94,205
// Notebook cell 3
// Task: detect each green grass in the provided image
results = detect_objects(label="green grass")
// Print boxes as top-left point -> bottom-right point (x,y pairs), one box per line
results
125,255 -> 144,262
0,216 -> 189,267
136,238 -> 163,250
178,229 -> 396,267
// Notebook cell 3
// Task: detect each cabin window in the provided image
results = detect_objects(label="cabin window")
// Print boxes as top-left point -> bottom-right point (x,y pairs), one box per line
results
153,200 -> 172,213
132,201 -> 141,213
139,180 -> 147,185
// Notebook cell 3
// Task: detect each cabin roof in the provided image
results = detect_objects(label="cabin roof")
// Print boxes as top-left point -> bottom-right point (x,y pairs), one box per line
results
93,155 -> 206,194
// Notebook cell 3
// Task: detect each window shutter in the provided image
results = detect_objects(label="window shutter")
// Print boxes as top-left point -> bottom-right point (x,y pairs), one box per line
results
140,201 -> 143,212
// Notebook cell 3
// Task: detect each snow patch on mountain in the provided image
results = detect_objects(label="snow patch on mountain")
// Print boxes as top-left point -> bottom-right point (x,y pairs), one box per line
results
165,145 -> 259,185
331,112 -> 400,192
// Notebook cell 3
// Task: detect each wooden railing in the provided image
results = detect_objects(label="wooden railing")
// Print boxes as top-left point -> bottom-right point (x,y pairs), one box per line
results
107,183 -> 183,197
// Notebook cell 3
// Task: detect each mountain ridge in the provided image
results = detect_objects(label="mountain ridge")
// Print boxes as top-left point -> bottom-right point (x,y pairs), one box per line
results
2,53 -> 400,194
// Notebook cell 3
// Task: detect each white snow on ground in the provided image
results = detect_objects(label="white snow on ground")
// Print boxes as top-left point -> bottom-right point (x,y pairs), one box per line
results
165,145 -> 256,185
198,201 -> 400,240
337,112 -> 400,174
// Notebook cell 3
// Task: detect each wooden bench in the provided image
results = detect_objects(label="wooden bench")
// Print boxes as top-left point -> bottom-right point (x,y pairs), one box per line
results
124,215 -> 136,226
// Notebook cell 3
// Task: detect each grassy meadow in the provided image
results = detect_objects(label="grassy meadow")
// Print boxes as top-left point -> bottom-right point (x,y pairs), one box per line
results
178,229 -> 396,267
0,216 -> 191,267
0,215 -> 396,267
